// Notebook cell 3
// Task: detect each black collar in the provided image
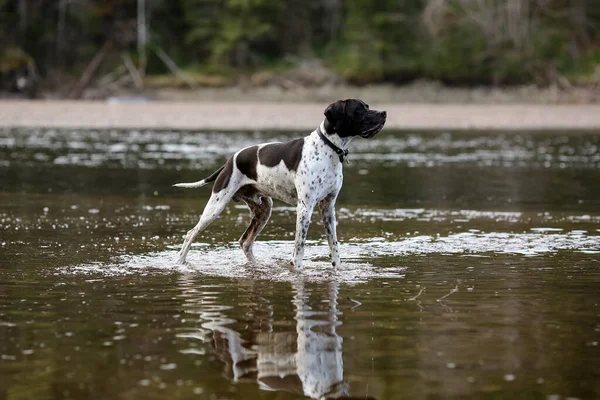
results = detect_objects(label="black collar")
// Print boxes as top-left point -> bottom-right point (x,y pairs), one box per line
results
317,125 -> 349,163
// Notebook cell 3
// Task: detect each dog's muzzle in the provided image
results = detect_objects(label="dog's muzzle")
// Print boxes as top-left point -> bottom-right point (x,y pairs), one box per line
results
360,111 -> 387,138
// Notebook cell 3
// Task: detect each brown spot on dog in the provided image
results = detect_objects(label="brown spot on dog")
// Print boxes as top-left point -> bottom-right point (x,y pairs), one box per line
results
213,158 -> 233,193
258,138 -> 304,171
233,184 -> 259,202
236,146 -> 258,180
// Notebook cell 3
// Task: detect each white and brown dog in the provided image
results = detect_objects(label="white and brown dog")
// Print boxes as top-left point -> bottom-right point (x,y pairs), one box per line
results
174,99 -> 387,269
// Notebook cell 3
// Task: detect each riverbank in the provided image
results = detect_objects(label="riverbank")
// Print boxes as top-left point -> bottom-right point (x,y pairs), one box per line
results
2,99 -> 600,131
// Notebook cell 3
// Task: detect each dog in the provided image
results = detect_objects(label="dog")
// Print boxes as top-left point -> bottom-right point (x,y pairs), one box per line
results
174,99 -> 386,269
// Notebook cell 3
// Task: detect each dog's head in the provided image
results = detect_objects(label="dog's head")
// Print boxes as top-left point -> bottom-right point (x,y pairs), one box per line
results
323,99 -> 386,138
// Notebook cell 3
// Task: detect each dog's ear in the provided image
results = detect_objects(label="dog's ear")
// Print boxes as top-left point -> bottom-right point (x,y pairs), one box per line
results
324,100 -> 347,132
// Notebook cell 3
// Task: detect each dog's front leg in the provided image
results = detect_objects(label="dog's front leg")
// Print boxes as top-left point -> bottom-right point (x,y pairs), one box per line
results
291,200 -> 315,269
319,196 -> 341,267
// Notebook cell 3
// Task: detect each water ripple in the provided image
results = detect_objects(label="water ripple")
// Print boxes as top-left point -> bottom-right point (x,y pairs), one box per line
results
2,128 -> 599,169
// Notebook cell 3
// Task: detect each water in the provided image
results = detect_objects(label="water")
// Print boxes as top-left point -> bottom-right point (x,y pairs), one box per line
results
1,127 -> 599,399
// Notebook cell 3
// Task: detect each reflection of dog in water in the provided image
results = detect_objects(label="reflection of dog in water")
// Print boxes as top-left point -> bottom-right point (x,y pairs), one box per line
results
196,281 -> 371,399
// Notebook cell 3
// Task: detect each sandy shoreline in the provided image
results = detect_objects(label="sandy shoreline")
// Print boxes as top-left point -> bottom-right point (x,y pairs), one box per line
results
2,100 -> 600,131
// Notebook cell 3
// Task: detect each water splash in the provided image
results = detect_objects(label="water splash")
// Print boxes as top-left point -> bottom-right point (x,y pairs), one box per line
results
62,230 -> 599,281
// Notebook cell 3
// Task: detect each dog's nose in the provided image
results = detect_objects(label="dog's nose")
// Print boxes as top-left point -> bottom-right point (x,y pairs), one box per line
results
381,111 -> 387,118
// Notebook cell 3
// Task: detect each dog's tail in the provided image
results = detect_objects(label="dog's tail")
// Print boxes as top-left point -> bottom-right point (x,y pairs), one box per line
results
173,165 -> 225,189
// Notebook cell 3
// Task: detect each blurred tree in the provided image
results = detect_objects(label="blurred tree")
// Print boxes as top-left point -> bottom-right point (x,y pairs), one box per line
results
182,0 -> 280,69
422,0 -> 600,84
335,0 -> 425,83
0,0 -> 599,90
278,0 -> 312,58
181,0 -> 221,64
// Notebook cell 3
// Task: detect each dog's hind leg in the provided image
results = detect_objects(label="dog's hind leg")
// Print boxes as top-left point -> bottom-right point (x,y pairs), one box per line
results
177,159 -> 244,264
238,196 -> 273,263
177,190 -> 234,264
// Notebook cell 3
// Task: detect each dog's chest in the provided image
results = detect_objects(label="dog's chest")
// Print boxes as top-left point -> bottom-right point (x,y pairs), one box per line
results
295,138 -> 343,199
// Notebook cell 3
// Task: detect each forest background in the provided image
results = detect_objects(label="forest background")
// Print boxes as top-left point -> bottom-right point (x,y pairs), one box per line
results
1,0 -> 599,99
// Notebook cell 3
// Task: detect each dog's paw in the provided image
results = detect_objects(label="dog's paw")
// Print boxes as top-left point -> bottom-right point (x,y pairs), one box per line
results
289,260 -> 303,271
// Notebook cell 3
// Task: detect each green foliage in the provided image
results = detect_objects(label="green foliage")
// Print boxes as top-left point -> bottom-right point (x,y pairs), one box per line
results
181,0 -> 221,60
333,0 -> 425,83
181,0 -> 281,69
0,0 -> 599,86
212,0 -> 279,67
421,22 -> 491,84
562,49 -> 600,82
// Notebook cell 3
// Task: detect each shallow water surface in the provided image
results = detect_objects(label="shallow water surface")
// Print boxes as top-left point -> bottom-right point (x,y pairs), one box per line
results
1,128 -> 599,400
